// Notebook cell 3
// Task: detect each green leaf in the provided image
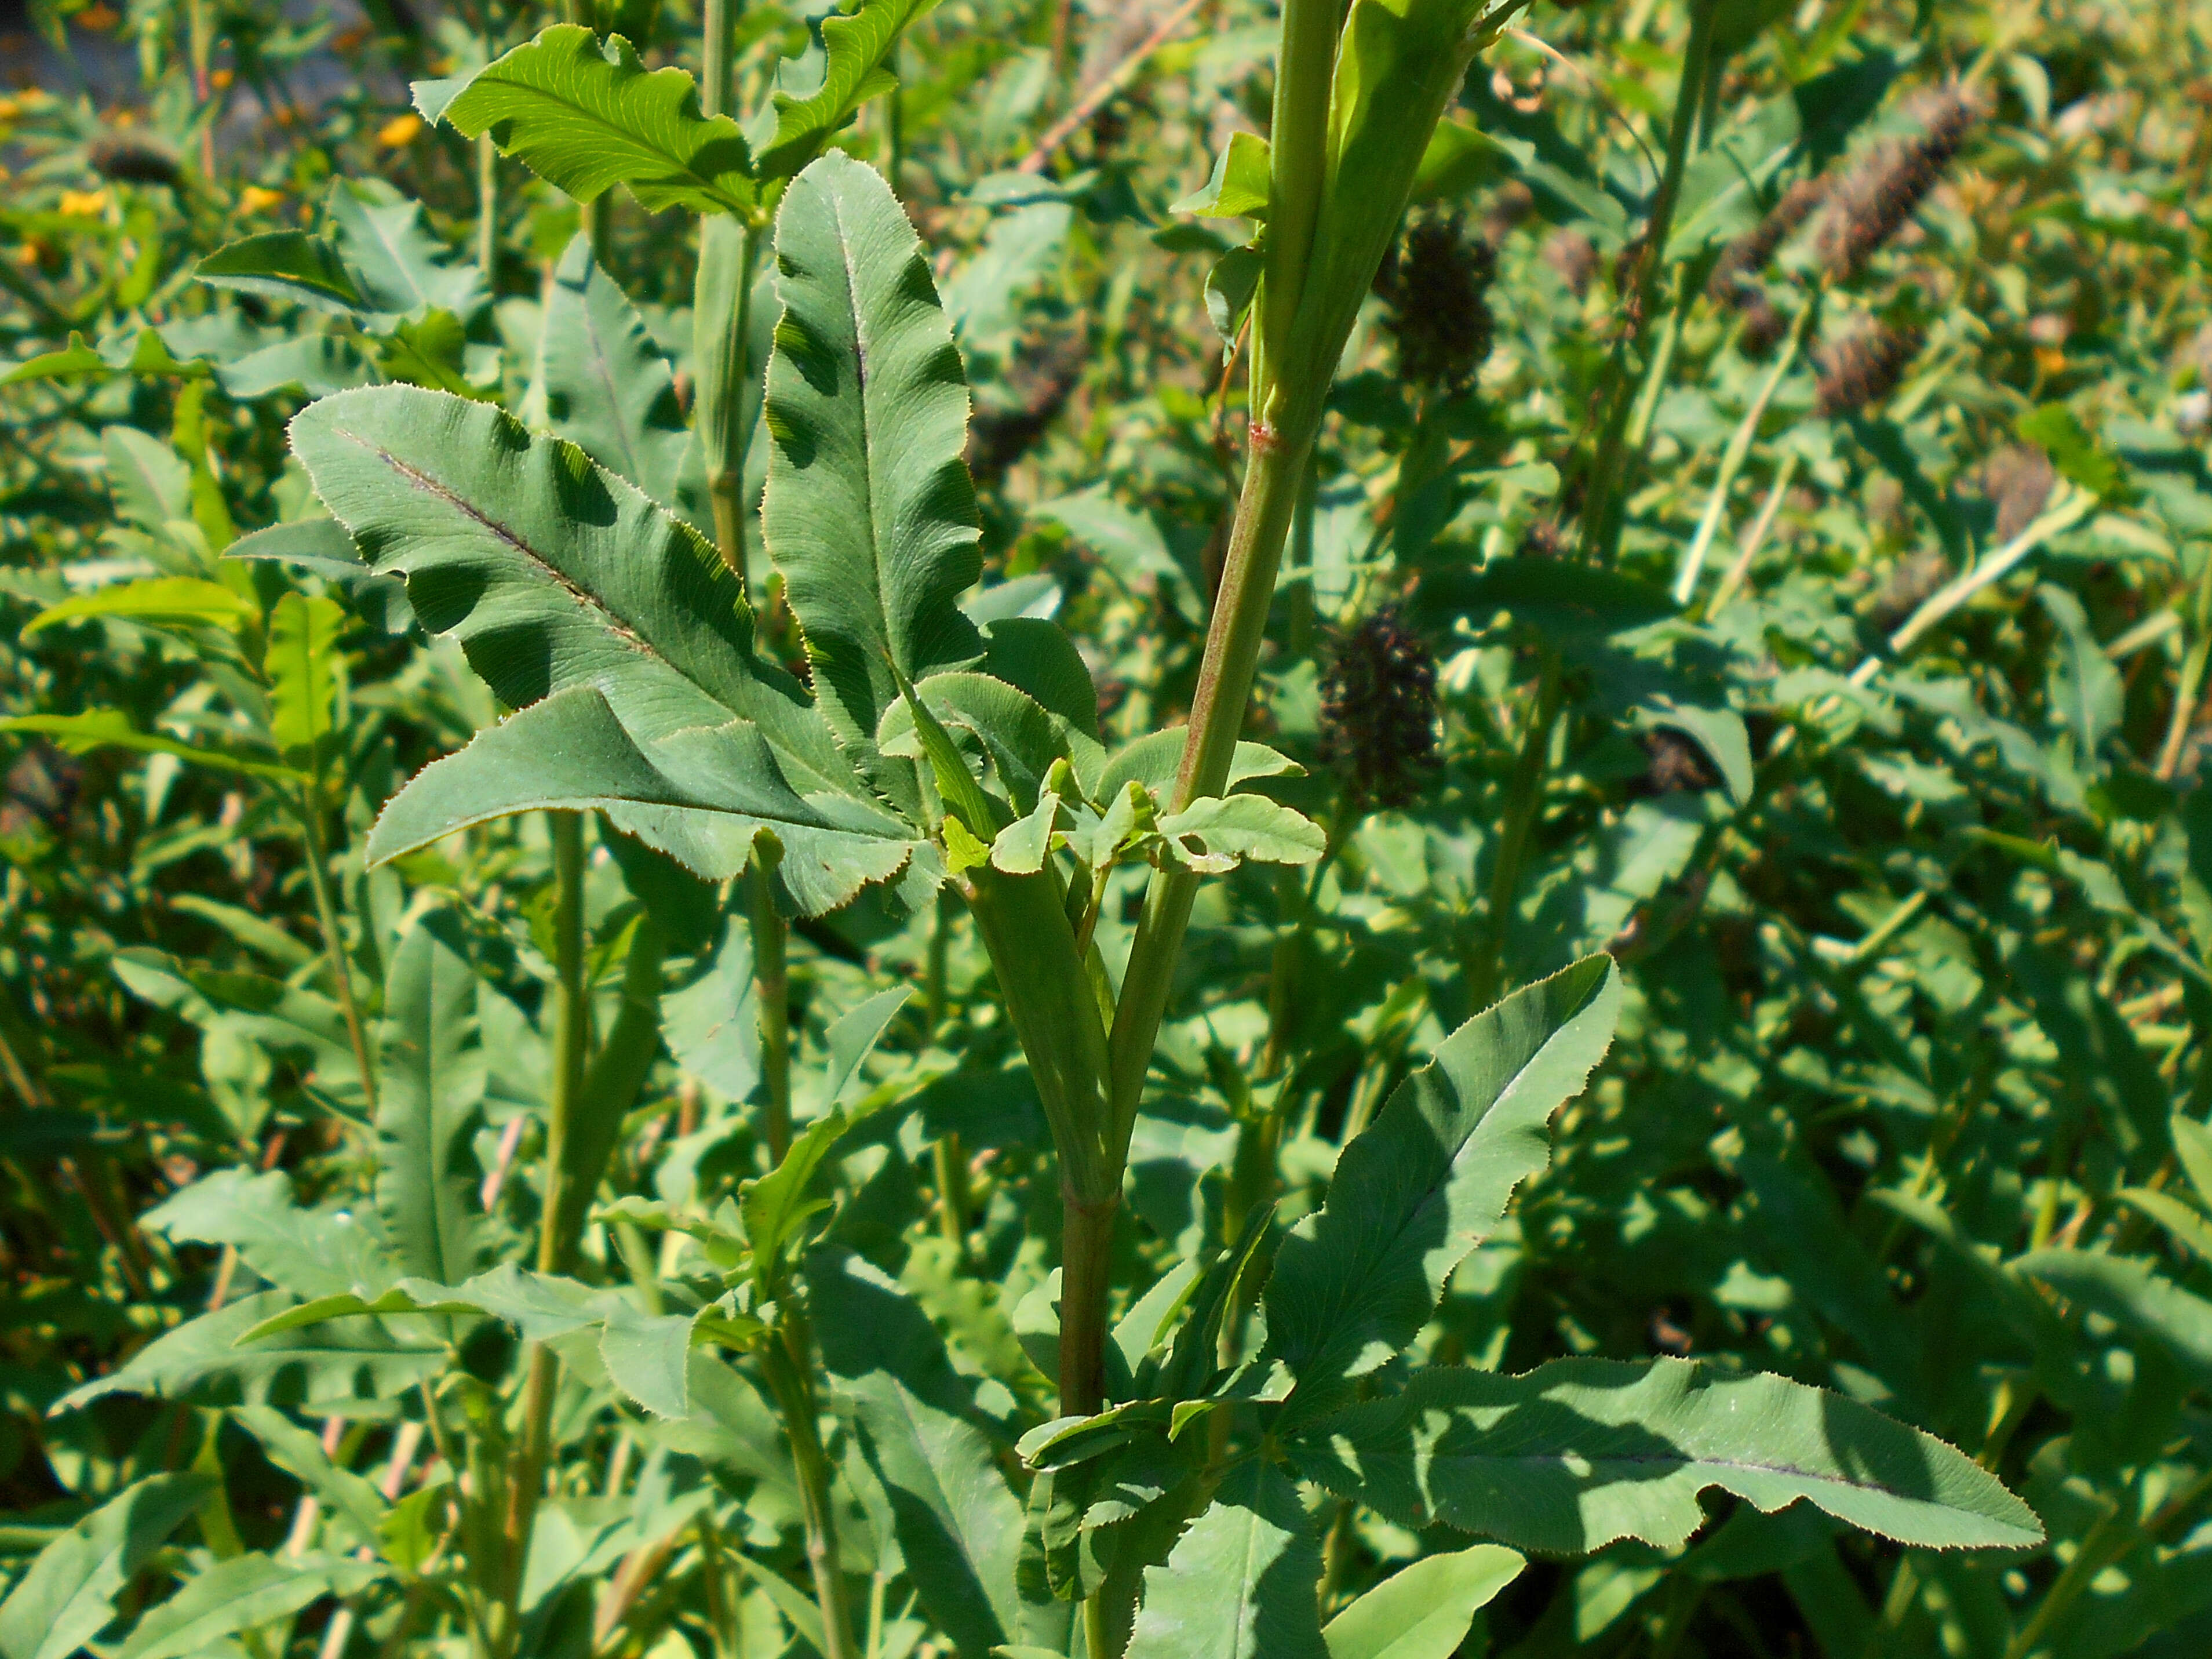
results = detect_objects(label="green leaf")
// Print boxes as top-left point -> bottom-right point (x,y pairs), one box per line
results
2118,1187 -> 2212,1260
375,909 -> 486,1287
2174,1112 -> 2212,1210
810,1247 -> 1029,1656
1125,1462 -> 1328,1659
2017,403 -> 2123,500
879,671 -> 1097,815
743,1107 -> 876,1290
23,577 -> 254,636
539,235 -> 690,507
1174,132 -> 1272,219
2014,1247 -> 2212,1381
1031,488 -> 1202,625
1092,729 -> 1302,807
1414,556 -> 1676,639
763,151 -> 986,810
287,385 -> 848,791
1155,795 -> 1326,873
981,617 -> 1099,740
325,177 -> 485,320
0,712 -> 304,783
1321,1545 -> 1525,1659
231,1407 -> 389,1543
756,0 -> 939,181
1262,956 -> 1620,1423
196,232 -> 371,316
143,1168 -> 398,1302
55,1290 -> 447,1412
823,986 -> 914,1104
103,425 -> 195,534
366,686 -> 922,914
1291,1358 -> 2044,1554
267,593 -> 344,762
599,1306 -> 699,1418
2037,584 -> 2121,765
0,1474 -> 213,1659
115,1551 -> 382,1659
440,26 -> 757,217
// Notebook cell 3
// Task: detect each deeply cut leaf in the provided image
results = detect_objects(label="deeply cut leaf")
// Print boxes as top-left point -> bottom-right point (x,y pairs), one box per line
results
439,26 -> 757,217
757,0 -> 941,180
1289,1357 -> 2044,1554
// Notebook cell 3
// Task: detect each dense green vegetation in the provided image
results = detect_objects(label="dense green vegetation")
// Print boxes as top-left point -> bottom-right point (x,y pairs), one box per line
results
3,0 -> 2211,1655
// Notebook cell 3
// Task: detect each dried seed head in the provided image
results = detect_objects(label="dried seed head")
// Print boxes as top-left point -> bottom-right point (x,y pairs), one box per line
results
1816,85 -> 1979,282
1870,547 -> 1951,630
1814,322 -> 1923,417
1517,516 -> 1565,560
1708,176 -> 1829,304
1319,607 -> 1440,809
1639,730 -> 1718,796
88,131 -> 182,187
1376,213 -> 1496,394
1737,292 -> 1789,359
1980,443 -> 2056,543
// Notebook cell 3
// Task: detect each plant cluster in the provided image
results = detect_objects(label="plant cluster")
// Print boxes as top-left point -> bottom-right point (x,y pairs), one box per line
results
3,2 -> 2212,1658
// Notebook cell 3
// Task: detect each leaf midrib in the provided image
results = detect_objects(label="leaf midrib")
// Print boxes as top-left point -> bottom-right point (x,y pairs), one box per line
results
473,68 -> 744,209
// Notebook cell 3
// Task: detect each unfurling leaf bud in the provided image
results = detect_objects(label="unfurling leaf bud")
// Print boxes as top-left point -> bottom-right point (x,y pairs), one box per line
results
1815,86 -> 1980,282
1814,323 -> 1923,417
1375,213 -> 1496,394
1320,607 -> 1440,809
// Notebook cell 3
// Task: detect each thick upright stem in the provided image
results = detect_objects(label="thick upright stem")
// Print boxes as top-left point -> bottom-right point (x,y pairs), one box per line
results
697,216 -> 760,588
1058,1189 -> 1118,1417
761,1318 -> 860,1659
493,812 -> 588,1658
1108,422 -> 1318,1148
751,847 -> 792,1162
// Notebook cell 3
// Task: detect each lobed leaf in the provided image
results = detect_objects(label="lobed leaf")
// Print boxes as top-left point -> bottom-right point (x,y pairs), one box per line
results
439,26 -> 756,217
756,0 -> 941,181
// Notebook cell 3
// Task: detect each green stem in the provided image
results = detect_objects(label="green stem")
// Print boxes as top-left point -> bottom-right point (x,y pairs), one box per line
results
2002,1467 -> 2212,1659
752,845 -> 792,1162
761,1315 -> 861,1659
1058,1189 -> 1118,1417
1468,656 -> 1562,1012
1671,299 -> 1816,603
476,131 -> 498,283
1577,0 -> 1718,566
493,813 -> 588,1659
1256,0 -> 1342,412
293,789 -> 377,1114
697,216 -> 760,590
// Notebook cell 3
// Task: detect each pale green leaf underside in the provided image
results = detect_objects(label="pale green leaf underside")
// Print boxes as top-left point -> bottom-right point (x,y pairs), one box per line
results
366,685 -> 920,915
1125,1462 -> 1328,1659
0,1474 -> 212,1659
764,151 -> 985,810
1291,1357 -> 2044,1554
1321,1545 -> 1524,1659
1263,956 -> 1621,1422
116,1552 -> 382,1659
287,385 -> 851,798
442,26 -> 755,216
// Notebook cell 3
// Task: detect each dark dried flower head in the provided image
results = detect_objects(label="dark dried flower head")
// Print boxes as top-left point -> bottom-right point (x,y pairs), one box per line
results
1814,323 -> 1923,417
1737,292 -> 1788,358
88,131 -> 182,187
1708,176 -> 1828,304
1517,516 -> 1564,560
1981,443 -> 2056,543
1870,547 -> 1951,630
1320,607 -> 1439,809
1375,213 -> 1496,393
1639,730 -> 1719,796
1816,85 -> 1980,282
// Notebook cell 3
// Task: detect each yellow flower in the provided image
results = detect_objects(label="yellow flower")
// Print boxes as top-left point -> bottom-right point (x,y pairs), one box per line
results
239,184 -> 285,215
377,112 -> 424,150
58,188 -> 111,217
0,97 -> 19,123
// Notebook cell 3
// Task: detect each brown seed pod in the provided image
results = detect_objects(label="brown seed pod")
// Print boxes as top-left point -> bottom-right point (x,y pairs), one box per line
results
1737,292 -> 1789,358
1815,86 -> 1980,282
1319,607 -> 1440,810
1375,213 -> 1497,394
88,131 -> 183,188
1708,176 -> 1829,304
1814,323 -> 1923,417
